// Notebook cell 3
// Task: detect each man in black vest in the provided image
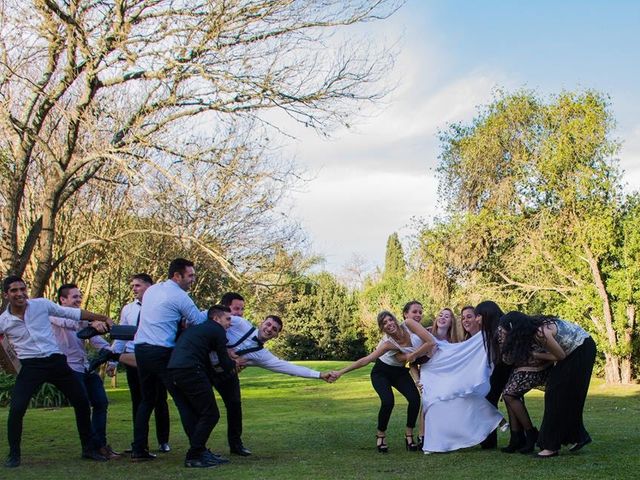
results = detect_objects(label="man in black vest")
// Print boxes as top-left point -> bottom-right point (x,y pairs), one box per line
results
167,305 -> 236,468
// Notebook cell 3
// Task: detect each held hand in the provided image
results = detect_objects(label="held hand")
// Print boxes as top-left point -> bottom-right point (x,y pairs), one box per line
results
96,315 -> 113,329
234,356 -> 248,374
227,348 -> 239,360
91,321 -> 109,333
320,371 -> 336,383
395,352 -> 409,363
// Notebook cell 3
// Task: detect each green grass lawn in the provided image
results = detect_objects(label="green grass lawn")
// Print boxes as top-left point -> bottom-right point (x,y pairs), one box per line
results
1,361 -> 638,479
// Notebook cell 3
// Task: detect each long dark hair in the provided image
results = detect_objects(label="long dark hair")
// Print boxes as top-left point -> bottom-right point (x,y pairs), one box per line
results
499,311 -> 556,365
475,300 -> 504,365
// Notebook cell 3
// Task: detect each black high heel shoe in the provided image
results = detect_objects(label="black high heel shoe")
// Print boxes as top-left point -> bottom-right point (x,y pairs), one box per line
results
376,435 -> 388,453
405,434 -> 419,451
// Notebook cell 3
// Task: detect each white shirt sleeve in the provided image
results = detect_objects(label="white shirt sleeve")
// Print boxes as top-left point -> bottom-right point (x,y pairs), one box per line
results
245,349 -> 321,379
90,335 -> 110,350
50,316 -> 81,330
179,294 -> 207,326
45,301 -> 82,321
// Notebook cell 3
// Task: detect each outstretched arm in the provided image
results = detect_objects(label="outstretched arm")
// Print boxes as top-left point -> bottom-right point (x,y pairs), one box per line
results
80,310 -> 113,330
331,342 -> 395,380
244,349 -> 323,379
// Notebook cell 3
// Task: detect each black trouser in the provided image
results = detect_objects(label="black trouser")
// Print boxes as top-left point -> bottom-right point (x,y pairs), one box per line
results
212,375 -> 243,448
169,367 -> 220,458
125,365 -> 170,445
480,362 -> 514,448
132,344 -> 196,452
370,359 -> 420,432
7,354 -> 94,457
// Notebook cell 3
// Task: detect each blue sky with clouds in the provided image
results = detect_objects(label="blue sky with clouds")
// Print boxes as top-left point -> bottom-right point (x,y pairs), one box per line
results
285,0 -> 640,276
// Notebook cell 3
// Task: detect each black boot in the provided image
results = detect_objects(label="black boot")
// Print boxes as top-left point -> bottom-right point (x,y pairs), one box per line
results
518,427 -> 539,454
501,430 -> 525,453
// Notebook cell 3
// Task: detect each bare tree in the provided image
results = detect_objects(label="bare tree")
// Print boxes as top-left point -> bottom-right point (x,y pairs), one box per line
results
0,0 -> 401,295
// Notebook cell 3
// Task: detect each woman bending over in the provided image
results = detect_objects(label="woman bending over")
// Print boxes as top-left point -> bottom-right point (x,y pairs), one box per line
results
499,312 -> 596,458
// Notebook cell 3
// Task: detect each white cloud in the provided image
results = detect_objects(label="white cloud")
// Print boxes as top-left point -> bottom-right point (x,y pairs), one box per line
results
284,68 -> 509,273
619,124 -> 640,193
290,168 -> 439,272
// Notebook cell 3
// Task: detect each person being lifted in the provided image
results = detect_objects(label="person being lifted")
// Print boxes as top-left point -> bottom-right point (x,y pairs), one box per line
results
212,292 -> 334,457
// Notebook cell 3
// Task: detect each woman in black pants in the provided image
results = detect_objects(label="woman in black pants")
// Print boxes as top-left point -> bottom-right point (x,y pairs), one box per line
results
471,301 -> 513,449
500,312 -> 596,457
332,311 -> 435,453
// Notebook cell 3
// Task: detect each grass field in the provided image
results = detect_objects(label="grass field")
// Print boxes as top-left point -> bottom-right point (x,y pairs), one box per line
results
1,361 -> 638,479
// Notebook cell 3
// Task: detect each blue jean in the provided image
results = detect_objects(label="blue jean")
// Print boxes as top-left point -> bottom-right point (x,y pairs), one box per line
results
73,371 -> 109,448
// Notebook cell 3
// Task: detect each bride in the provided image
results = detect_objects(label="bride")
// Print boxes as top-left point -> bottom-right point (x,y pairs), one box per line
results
405,308 -> 504,453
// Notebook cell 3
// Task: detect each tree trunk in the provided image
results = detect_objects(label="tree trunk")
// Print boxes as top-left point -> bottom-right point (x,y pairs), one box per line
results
604,352 -> 621,384
31,196 -> 58,297
584,244 -> 622,384
621,304 -> 636,384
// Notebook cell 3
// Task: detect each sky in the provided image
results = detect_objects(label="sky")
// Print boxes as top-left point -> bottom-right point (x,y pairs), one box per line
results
282,0 -> 640,276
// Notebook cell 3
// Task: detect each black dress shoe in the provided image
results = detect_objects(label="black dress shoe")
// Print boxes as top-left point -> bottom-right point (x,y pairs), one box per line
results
88,349 -> 120,373
77,326 -> 100,340
203,450 -> 229,464
131,450 -> 157,461
4,455 -> 20,468
569,435 -> 592,452
82,449 -> 108,462
230,444 -> 252,456
184,456 -> 218,468
99,445 -> 122,459
158,443 -> 171,453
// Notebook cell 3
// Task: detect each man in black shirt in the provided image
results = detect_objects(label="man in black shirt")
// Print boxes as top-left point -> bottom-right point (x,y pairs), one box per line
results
167,305 -> 236,468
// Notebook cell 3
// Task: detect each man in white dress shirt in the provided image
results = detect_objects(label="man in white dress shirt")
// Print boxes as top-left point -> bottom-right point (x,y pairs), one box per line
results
0,275 -> 112,468
214,292 -> 333,456
130,258 -> 207,461
110,273 -> 171,454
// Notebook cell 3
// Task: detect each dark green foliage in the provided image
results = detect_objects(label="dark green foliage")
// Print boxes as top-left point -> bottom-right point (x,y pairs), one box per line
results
383,232 -> 406,279
271,272 -> 366,360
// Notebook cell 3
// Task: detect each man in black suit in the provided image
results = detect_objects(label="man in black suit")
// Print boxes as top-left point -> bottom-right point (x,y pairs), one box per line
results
167,305 -> 236,468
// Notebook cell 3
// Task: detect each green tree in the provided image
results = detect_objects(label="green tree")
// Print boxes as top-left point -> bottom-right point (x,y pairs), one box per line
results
435,89 -> 636,383
383,232 -> 407,279
273,272 -> 365,360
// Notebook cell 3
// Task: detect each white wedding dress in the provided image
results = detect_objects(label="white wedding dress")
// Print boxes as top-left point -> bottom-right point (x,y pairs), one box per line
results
420,332 -> 503,453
